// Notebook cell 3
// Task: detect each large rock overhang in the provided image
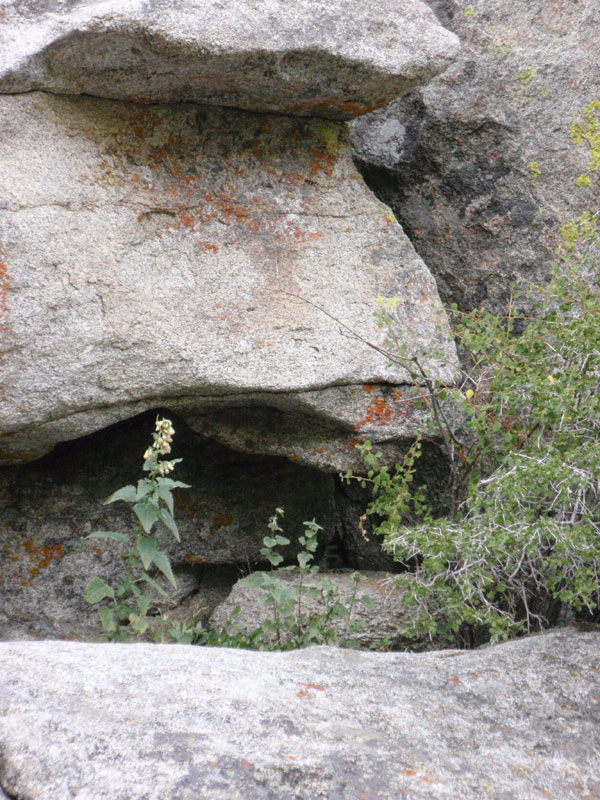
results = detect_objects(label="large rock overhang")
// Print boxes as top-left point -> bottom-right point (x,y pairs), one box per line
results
0,93 -> 457,466
0,0 -> 460,468
0,0 -> 459,119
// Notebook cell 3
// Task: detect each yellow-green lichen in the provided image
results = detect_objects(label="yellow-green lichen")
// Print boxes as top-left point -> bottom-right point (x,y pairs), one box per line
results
515,67 -> 537,87
559,210 -> 598,251
312,119 -> 343,155
529,161 -> 542,186
570,100 -> 600,182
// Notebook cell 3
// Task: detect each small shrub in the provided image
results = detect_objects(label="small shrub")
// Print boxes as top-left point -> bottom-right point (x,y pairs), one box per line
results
345,213 -> 600,645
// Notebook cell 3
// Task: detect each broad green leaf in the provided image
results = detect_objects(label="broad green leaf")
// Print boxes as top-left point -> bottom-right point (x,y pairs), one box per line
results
137,594 -> 150,616
99,606 -> 117,632
135,535 -> 158,570
133,501 -> 160,533
264,552 -> 284,567
158,507 -> 180,542
129,613 -> 149,635
85,531 -> 129,544
242,572 -> 269,588
136,479 -> 155,501
157,478 -> 191,490
156,484 -> 174,516
84,576 -> 115,604
105,485 -> 137,505
152,550 -> 177,589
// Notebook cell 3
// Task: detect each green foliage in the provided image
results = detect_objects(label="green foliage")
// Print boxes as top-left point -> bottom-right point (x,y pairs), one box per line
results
84,417 -> 190,641
347,215 -> 600,645
195,509 -> 374,651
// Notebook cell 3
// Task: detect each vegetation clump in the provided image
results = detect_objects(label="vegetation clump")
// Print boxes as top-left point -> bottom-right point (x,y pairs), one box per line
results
345,213 -> 600,645
84,417 -> 190,640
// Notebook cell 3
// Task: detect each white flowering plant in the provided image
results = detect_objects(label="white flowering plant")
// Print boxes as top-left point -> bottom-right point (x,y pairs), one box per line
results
84,417 -> 190,640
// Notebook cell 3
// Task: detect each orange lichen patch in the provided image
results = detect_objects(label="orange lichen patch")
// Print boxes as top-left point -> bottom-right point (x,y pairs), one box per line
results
280,98 -> 379,119
340,101 -> 379,117
196,241 -> 219,254
180,500 -> 198,519
355,394 -> 393,430
0,540 -> 64,586
283,99 -> 334,115
210,510 -> 233,531
299,682 -> 324,691
83,105 -> 347,254
33,544 -> 63,573
363,384 -> 375,394
178,211 -> 196,230
309,148 -> 336,180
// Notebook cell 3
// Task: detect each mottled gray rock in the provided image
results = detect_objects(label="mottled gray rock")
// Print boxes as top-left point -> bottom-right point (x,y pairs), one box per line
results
0,411 -> 339,641
0,92 -> 457,466
352,0 -> 600,312
1,630 -> 599,799
0,0 -> 459,119
182,383 -> 435,472
209,570 -> 419,649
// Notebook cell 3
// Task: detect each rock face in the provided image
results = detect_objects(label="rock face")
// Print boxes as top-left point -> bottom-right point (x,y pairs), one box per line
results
352,0 -> 600,312
0,91 -> 457,466
0,0 -> 459,118
1,630 -> 599,799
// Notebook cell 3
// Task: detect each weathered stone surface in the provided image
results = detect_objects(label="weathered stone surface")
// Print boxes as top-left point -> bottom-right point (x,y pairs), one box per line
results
0,0 -> 459,119
182,383 -> 435,472
352,0 -> 600,312
0,92 -> 457,466
1,630 -> 599,799
209,570 -> 419,649
0,411 -> 337,641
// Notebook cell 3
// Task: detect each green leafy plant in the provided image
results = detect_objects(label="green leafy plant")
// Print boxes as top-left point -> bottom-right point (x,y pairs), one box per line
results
84,417 -> 190,640
345,213 -> 600,645
218,508 -> 374,650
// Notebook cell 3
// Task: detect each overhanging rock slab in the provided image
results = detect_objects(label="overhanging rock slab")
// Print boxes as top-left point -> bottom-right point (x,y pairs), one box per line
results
0,0 -> 459,118
0,92 -> 457,464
